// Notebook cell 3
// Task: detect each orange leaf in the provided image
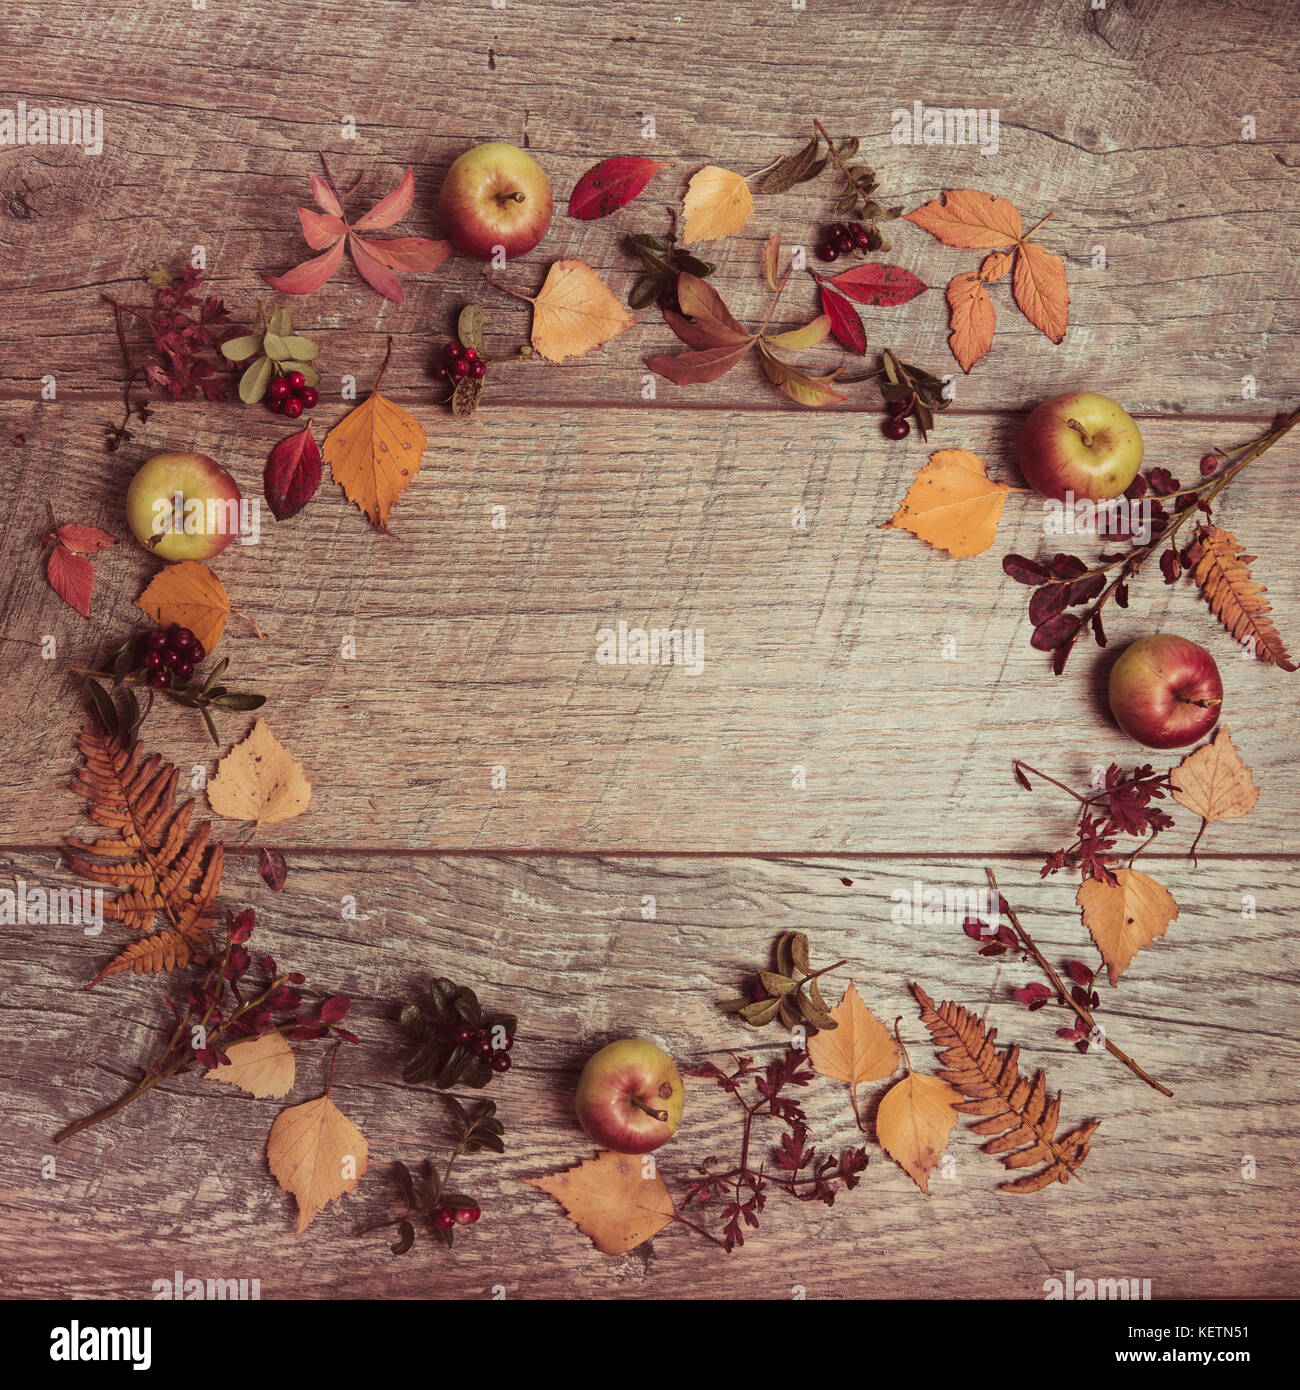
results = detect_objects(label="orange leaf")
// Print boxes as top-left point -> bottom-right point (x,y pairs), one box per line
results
763,232 -> 781,292
676,273 -> 750,345
134,560 -> 230,653
206,1031 -> 295,1099
905,189 -> 1023,249
980,249 -> 1014,283
1076,868 -> 1179,987
267,1092 -> 369,1235
886,449 -> 1010,557
877,1070 -> 961,1194
517,259 -> 635,363
1013,239 -> 1069,343
323,384 -> 427,532
681,165 -> 754,244
946,272 -> 996,373
528,1150 -> 676,1254
1186,524 -> 1297,670
1170,726 -> 1260,859
47,547 -> 94,618
806,982 -> 899,1111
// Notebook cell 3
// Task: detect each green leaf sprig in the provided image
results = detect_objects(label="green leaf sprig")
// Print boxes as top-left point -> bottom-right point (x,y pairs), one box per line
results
400,976 -> 518,1090
221,300 -> 321,403
623,217 -> 716,310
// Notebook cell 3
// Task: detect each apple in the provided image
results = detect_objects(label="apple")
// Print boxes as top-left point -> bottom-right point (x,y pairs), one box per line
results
1108,634 -> 1223,749
126,452 -> 242,562
575,1038 -> 684,1155
1016,392 -> 1144,501
437,141 -> 553,261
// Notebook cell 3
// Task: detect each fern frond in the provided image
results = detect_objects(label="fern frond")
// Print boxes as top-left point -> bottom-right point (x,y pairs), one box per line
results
911,983 -> 1100,1194
65,725 -> 223,985
1187,524 -> 1296,671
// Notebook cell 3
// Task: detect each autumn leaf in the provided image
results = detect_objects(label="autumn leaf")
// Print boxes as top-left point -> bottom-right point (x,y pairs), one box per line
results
818,283 -> 866,355
757,346 -> 846,408
645,339 -> 755,385
1185,524 -> 1297,670
885,449 -> 1010,557
681,165 -> 754,244
1076,867 -> 1179,986
675,273 -> 750,345
135,560 -> 230,653
763,233 -> 781,292
877,1070 -> 960,1194
54,522 -> 115,554
1170,726 -> 1260,861
207,1031 -> 295,1099
268,1091 -> 369,1234
806,982 -> 899,1120
763,315 -> 831,352
905,189 -> 1023,248
527,1150 -> 676,1255
980,249 -> 1014,282
47,547 -> 95,618
568,156 -> 668,220
207,719 -> 312,830
946,272 -> 996,373
264,422 -> 323,522
497,259 -> 635,364
822,263 -> 927,307
323,347 -> 427,531
1013,239 -> 1069,343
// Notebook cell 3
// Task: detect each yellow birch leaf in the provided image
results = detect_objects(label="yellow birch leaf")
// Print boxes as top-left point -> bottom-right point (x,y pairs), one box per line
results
1076,868 -> 1179,986
681,165 -> 754,244
527,1150 -> 676,1255
267,1092 -> 369,1235
134,561 -> 230,653
519,259 -> 635,363
206,1031 -> 295,1099
323,386 -> 426,532
207,719 -> 311,830
876,1071 -> 961,1194
1170,726 -> 1260,857
806,982 -> 899,1112
885,449 -> 1010,557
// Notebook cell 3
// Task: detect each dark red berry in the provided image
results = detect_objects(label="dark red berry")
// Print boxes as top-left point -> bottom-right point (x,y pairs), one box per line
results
888,398 -> 911,417
283,397 -> 304,419
1200,454 -> 1218,476
452,1024 -> 475,1047
817,242 -> 839,263
748,980 -> 769,1003
285,371 -> 306,391
454,1204 -> 482,1225
852,226 -> 870,249
267,396 -> 285,413
473,1037 -> 493,1059
883,417 -> 911,440
499,1032 -> 514,1051
451,358 -> 470,380
490,1052 -> 511,1073
173,628 -> 195,651
470,360 -> 487,380
433,362 -> 448,380
147,629 -> 168,651
268,378 -> 291,403
834,232 -> 854,254
433,1208 -> 456,1230
143,651 -> 163,672
445,341 -> 464,361
189,641 -> 205,664
173,660 -> 194,682
299,387 -> 319,408
147,671 -> 169,690
462,347 -> 478,363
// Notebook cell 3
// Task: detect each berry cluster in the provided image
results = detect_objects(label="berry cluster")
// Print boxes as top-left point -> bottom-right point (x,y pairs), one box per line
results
432,1203 -> 482,1230
883,397 -> 912,440
136,624 -> 206,690
266,370 -> 318,418
816,220 -> 875,263
434,340 -> 488,384
451,1022 -> 512,1073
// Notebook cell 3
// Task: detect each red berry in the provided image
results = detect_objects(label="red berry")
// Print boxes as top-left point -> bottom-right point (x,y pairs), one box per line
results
1200,454 -> 1218,476
189,641 -> 205,664
445,341 -> 464,361
143,651 -> 163,672
748,980 -> 768,1003
268,378 -> 291,402
173,660 -> 194,682
454,1205 -> 482,1225
285,371 -> 306,391
147,671 -> 169,690
499,1032 -> 514,1051
473,1037 -> 493,1059
283,397 -> 304,419
433,362 -> 448,380
451,358 -> 470,380
853,226 -> 870,248
299,387 -> 318,408
883,417 -> 910,440
888,398 -> 911,417
452,1024 -> 475,1047
834,232 -> 854,254
147,629 -> 168,651
470,360 -> 487,380
817,242 -> 839,263
172,628 -> 195,650
433,1208 -> 456,1230
268,396 -> 285,413
490,1052 -> 511,1073
462,347 -> 478,363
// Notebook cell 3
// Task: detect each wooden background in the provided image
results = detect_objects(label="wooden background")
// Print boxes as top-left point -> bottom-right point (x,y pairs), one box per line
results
1,0 -> 1297,1299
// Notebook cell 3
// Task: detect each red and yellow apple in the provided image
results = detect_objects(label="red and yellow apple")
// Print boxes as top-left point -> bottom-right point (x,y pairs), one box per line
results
126,452 -> 241,561
575,1038 -> 684,1155
1017,392 -> 1144,501
1108,634 -> 1223,749
437,141 -> 553,261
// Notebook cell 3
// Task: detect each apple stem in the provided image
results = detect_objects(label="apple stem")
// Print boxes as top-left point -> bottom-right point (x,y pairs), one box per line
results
495,190 -> 526,205
1065,417 -> 1094,448
631,1095 -> 669,1123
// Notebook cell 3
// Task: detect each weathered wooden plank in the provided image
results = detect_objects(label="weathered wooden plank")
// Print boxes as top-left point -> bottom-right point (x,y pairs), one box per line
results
0,1 -> 1294,414
1,851 -> 1294,1299
2,408 -> 1296,851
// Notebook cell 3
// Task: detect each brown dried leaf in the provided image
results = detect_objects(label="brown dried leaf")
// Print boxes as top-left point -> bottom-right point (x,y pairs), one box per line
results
806,982 -> 899,1099
267,1092 -> 369,1235
207,1031 -> 296,1099
885,449 -> 1009,557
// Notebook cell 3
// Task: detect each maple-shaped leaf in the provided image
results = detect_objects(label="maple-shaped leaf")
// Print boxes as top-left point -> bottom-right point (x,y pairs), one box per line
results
268,1091 -> 369,1234
134,560 -> 231,653
207,719 -> 311,831
822,263 -> 927,307
527,1150 -> 676,1255
568,156 -> 668,220
885,449 -> 1010,557
323,350 -> 427,531
1170,726 -> 1260,860
1076,867 -> 1179,986
496,259 -> 635,363
905,189 -> 1023,248
946,272 -> 996,373
806,982 -> 899,1117
206,1031 -> 295,1099
265,165 -> 450,304
1185,524 -> 1297,670
1013,239 -> 1069,344
681,165 -> 754,244
47,547 -> 95,618
877,1069 -> 961,1195
264,422 -> 323,522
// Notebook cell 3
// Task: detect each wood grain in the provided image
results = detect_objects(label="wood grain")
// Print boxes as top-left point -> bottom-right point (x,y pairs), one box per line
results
1,851 -> 1294,1299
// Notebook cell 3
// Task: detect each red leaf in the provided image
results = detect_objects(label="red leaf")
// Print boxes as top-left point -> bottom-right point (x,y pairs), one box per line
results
264,236 -> 347,295
351,168 -> 415,232
298,206 -> 347,250
358,237 -> 452,273
348,234 -> 404,303
824,263 -> 927,307
47,546 -> 94,616
1003,554 -> 1050,585
258,847 -> 288,892
319,996 -> 351,1024
646,340 -> 754,385
264,423 -> 323,521
567,156 -> 667,220
818,283 -> 866,354
55,523 -> 115,555
310,173 -> 344,218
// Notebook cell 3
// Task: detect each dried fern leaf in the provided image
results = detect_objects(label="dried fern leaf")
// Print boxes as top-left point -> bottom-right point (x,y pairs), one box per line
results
65,725 -> 224,985
911,983 -> 1100,1194
1186,524 -> 1296,671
